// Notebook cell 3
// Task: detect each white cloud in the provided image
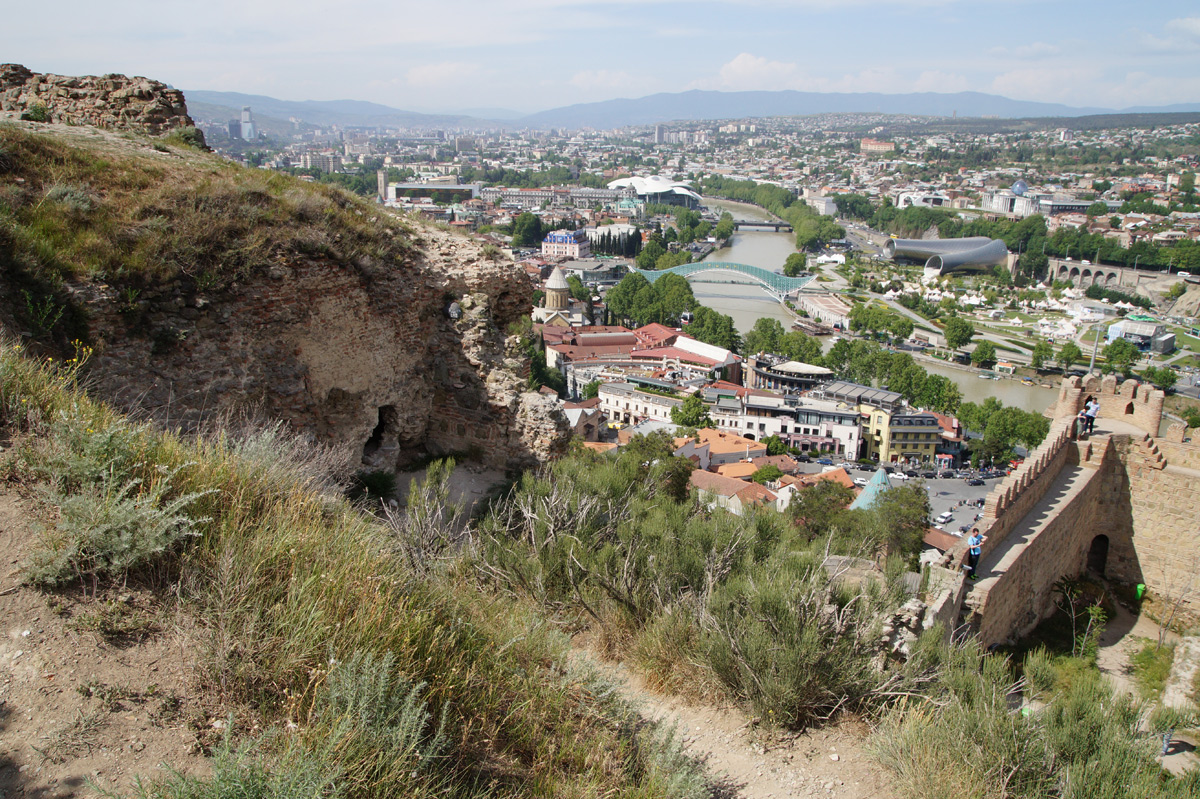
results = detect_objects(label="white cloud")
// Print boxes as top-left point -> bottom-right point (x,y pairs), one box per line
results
405,62 -> 480,88
569,70 -> 649,94
912,70 -> 970,93
690,53 -> 804,91
1138,16 -> 1200,53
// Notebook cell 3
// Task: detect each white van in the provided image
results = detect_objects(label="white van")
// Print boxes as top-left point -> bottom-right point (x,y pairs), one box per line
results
935,512 -> 954,525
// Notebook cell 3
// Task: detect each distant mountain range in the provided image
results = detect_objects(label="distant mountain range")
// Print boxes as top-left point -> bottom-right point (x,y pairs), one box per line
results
184,87 -> 1200,131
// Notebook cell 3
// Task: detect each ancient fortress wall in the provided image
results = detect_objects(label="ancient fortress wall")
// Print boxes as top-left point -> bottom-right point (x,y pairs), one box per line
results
1111,437 -> 1200,606
0,64 -> 195,135
1055,373 -> 1165,436
82,231 -> 566,471
949,375 -> 1199,645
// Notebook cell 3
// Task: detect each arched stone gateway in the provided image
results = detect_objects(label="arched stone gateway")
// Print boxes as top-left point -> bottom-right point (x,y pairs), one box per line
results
1087,535 -> 1109,576
1069,267 -> 1081,282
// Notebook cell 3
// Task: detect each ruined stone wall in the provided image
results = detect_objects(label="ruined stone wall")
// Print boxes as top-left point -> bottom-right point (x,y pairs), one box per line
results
1112,437 -> 1200,615
976,447 -> 1121,645
0,64 -> 195,135
945,418 -> 1075,569
80,227 -> 566,471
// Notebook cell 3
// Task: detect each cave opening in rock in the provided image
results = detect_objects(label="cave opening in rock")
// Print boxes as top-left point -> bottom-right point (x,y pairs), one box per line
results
362,405 -> 399,465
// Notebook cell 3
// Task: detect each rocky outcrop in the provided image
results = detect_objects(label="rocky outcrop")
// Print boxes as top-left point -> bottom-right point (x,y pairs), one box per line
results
78,226 -> 568,471
0,64 -> 195,135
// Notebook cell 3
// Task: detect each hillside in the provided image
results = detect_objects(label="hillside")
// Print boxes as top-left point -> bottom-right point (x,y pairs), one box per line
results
0,118 -> 565,471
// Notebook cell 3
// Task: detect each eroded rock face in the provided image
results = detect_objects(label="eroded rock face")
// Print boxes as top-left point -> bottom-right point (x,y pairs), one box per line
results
81,227 -> 568,471
0,64 -> 195,135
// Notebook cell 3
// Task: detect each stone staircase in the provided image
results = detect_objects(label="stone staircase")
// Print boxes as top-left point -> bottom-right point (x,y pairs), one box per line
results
1137,433 -> 1167,470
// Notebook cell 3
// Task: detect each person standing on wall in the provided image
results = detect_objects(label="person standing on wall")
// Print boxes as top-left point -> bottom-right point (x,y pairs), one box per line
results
1083,395 -> 1099,434
966,527 -> 987,580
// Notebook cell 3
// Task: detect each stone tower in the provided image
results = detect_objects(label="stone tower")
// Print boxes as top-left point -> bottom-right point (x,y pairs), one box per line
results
544,266 -> 570,312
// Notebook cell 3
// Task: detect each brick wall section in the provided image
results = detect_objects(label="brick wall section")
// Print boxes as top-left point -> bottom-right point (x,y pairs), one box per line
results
0,64 -> 195,135
1111,437 -> 1200,614
77,227 -> 565,471
944,418 -> 1076,570
976,445 -> 1120,644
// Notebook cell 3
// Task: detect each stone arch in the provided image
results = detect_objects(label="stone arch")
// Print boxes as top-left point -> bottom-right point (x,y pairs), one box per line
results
362,405 -> 400,468
1087,535 -> 1109,575
1058,264 -> 1070,280
1082,268 -> 1093,285
1106,272 -> 1119,286
1069,267 -> 1081,283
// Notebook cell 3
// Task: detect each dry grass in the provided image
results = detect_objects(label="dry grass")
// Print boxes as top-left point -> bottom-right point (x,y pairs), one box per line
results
0,122 -> 416,292
0,341 -> 711,798
35,709 -> 108,764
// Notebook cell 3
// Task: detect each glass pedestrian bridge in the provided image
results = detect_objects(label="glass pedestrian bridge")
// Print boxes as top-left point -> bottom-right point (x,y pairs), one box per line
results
630,262 -> 815,300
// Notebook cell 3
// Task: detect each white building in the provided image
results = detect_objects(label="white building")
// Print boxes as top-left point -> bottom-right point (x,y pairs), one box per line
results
541,229 -> 592,259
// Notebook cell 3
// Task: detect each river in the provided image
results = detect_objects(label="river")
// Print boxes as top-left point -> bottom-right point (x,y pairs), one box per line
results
693,199 -> 798,334
693,197 -> 1059,413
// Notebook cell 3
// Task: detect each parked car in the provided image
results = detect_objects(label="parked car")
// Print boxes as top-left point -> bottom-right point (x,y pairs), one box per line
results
796,455 -> 812,463
936,512 -> 954,525
816,457 -> 833,465
904,469 -> 919,478
967,478 -> 985,486
922,471 -> 937,479
854,477 -> 869,486
938,470 -> 956,479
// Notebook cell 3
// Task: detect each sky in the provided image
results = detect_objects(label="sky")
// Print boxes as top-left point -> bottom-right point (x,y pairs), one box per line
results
5,1 -> 1200,115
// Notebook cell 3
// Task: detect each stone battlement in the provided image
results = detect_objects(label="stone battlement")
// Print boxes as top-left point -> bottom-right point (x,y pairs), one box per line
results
0,64 -> 196,136
944,417 -> 1077,571
1054,374 -> 1164,437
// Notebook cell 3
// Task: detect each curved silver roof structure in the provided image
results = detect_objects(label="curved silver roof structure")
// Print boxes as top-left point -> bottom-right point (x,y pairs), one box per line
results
883,236 -> 1008,275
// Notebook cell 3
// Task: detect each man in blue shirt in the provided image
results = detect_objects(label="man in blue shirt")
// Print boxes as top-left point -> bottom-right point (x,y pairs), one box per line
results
966,527 -> 987,580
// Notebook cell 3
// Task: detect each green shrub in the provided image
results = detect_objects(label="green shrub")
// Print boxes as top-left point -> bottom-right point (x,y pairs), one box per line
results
162,126 -> 207,150
872,647 -> 1200,799
21,103 -> 48,122
1129,640 -> 1175,699
23,464 -> 211,587
1022,646 -> 1056,698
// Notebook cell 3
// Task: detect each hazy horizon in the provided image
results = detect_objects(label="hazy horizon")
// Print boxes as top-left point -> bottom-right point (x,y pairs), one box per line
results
5,1 -> 1200,115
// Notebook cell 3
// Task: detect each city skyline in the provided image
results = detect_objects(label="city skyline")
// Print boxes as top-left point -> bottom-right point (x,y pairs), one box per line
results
4,1 -> 1200,116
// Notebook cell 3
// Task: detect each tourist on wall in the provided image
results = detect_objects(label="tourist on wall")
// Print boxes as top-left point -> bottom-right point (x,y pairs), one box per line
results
966,528 -> 987,580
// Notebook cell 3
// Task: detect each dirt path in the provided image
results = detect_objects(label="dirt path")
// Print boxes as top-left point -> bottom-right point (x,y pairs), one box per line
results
581,653 -> 894,799
1094,599 -> 1198,774
0,488 -> 210,797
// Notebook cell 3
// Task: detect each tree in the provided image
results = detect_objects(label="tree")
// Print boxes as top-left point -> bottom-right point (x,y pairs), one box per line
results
943,316 -> 976,351
1101,338 -> 1140,376
761,435 -> 788,456
1141,366 -> 1178,391
777,331 -> 823,364
511,212 -> 544,247
581,380 -> 601,400
743,317 -> 785,355
671,394 -> 713,428
971,340 -> 998,367
1031,339 -> 1054,370
783,253 -> 808,277
751,464 -> 784,485
687,306 -> 741,352
1085,201 -> 1109,218
1058,341 -> 1083,372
